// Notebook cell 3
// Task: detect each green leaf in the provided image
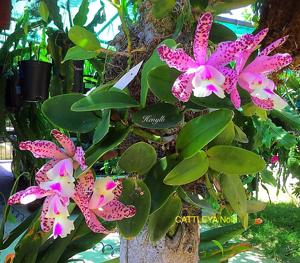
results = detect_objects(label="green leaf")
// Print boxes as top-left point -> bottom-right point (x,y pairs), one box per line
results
132,103 -> 183,129
210,121 -> 235,145
220,174 -> 248,228
247,200 -> 267,213
72,90 -> 139,112
73,0 -> 89,26
118,142 -> 157,174
177,187 -> 215,211
62,46 -> 97,62
201,243 -> 252,263
164,151 -> 208,185
75,126 -> 130,177
212,0 -> 255,14
42,93 -> 99,133
117,179 -> 151,239
44,0 -> 63,29
271,109 -> 300,130
148,194 -> 182,242
148,65 -> 179,103
176,109 -> 233,158
38,215 -> 83,263
243,103 -> 268,120
58,221 -> 115,262
93,109 -> 111,144
144,157 -> 178,213
190,95 -> 233,109
207,146 -> 266,175
68,25 -> 101,51
151,0 -> 176,19
261,169 -> 277,186
141,39 -> 176,107
39,1 -> 49,22
102,259 -> 120,263
210,22 -> 237,43
234,124 -> 249,143
200,223 -> 244,251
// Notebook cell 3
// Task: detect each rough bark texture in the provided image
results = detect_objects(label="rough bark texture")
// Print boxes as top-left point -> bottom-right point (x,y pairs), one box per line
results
109,1 -> 202,262
120,223 -> 199,263
259,0 -> 300,68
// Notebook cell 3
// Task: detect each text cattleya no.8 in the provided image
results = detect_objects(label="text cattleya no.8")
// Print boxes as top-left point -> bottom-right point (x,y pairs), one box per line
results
8,130 -> 136,238
157,12 -> 292,110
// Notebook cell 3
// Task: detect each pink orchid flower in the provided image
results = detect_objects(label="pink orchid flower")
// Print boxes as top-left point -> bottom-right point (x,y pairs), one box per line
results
72,170 -> 136,234
234,29 -> 292,110
157,12 -> 252,105
271,155 -> 279,164
19,129 -> 87,184
8,159 -> 76,238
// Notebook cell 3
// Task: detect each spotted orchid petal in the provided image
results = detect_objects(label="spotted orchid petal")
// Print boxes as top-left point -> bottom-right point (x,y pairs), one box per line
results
73,189 -> 111,234
171,72 -> 194,102
41,196 -> 55,232
251,96 -> 274,110
244,53 -> 292,75
35,160 -> 59,185
207,34 -> 253,69
238,29 -> 269,66
8,186 -> 48,205
220,67 -> 238,94
230,89 -> 241,109
51,129 -> 76,157
19,141 -> 68,160
193,12 -> 213,64
73,147 -> 87,170
112,180 -> 123,199
88,177 -> 117,210
53,216 -> 75,239
219,67 -> 240,110
157,45 -> 198,72
76,170 -> 95,198
94,200 -> 136,221
259,36 -> 288,57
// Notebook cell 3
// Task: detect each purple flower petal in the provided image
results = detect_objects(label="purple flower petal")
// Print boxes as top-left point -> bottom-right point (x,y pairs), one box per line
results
19,140 -> 67,160
157,45 -> 198,72
193,12 -> 213,64
94,200 -> 136,221
171,72 -> 194,102
51,129 -> 76,157
41,196 -> 55,232
244,53 -> 292,75
259,36 -> 288,56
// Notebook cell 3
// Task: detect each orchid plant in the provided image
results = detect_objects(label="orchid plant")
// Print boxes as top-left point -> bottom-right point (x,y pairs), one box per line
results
3,3 -> 299,262
8,130 -> 136,239
157,13 -> 292,110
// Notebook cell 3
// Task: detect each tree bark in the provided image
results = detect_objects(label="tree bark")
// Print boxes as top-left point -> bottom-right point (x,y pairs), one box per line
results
120,223 -> 199,263
259,0 -> 300,67
108,1 -> 200,262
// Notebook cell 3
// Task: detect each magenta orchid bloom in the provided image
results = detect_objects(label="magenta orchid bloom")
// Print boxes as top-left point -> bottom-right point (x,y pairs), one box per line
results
19,129 -> 87,184
8,159 -> 76,238
271,155 -> 279,164
157,12 -> 252,105
235,30 -> 292,110
73,170 -> 136,234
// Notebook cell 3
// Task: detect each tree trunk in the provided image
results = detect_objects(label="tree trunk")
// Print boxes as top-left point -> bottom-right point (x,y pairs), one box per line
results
120,223 -> 199,263
108,1 -> 201,262
259,0 -> 300,67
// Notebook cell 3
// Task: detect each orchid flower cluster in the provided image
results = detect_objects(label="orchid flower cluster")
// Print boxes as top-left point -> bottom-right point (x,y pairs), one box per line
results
8,130 -> 136,238
157,12 -> 292,110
